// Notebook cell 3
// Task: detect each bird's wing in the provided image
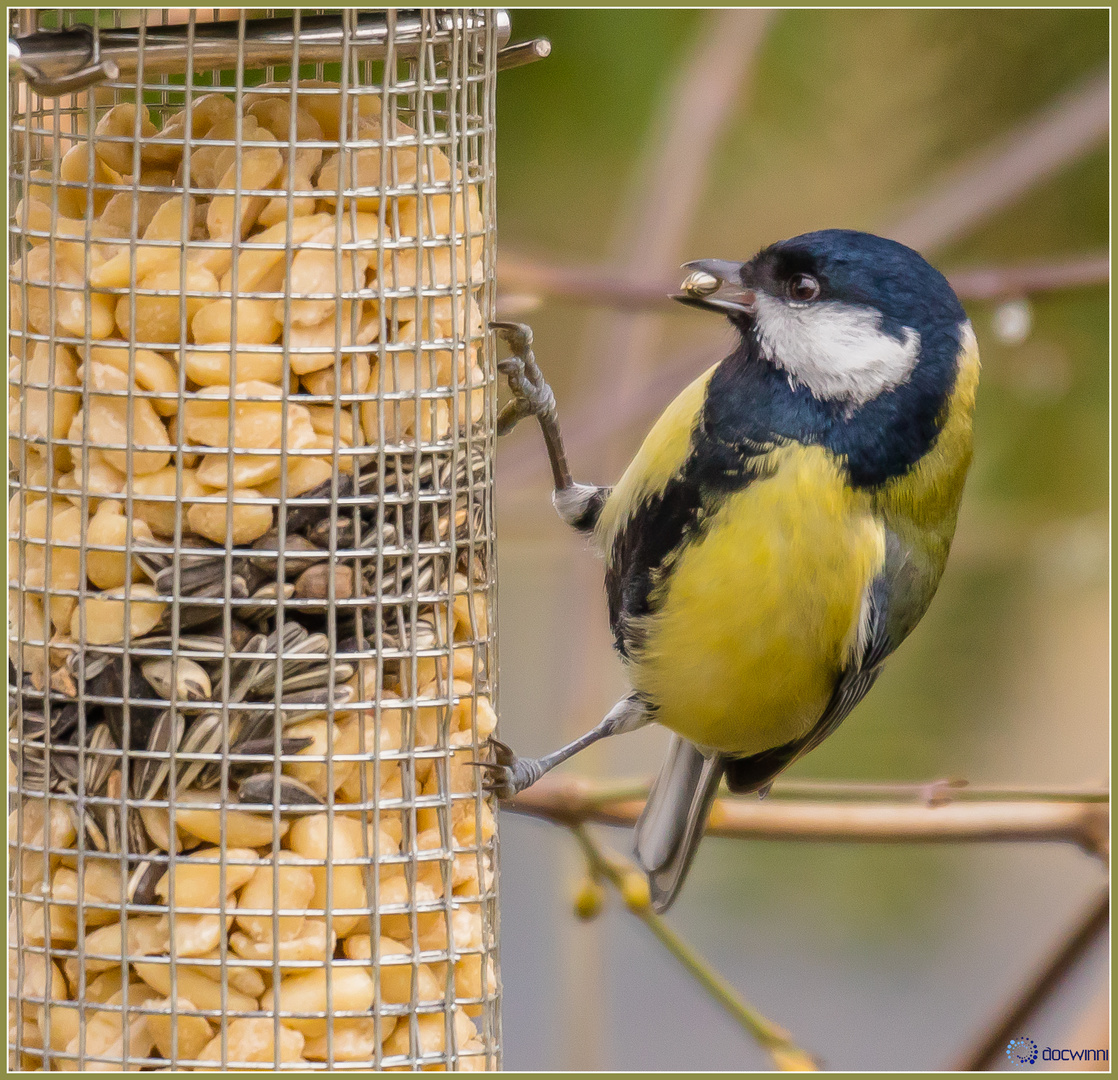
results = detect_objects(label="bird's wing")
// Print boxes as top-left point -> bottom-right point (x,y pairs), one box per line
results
723,531 -> 903,795
597,364 -> 776,658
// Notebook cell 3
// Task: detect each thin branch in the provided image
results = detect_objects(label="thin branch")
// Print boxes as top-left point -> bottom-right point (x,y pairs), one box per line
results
571,825 -> 818,1072
496,250 -> 1109,312
954,888 -> 1110,1071
945,252 -> 1109,300
585,776 -> 1109,806
576,9 -> 771,464
572,776 -> 1110,806
607,9 -> 772,282
883,67 -> 1109,253
505,774 -> 1110,861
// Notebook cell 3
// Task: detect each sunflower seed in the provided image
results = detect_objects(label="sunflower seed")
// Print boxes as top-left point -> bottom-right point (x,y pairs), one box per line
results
364,611 -> 441,652
236,773 -> 323,812
249,531 -> 328,577
132,623 -> 253,660
284,475 -> 356,534
141,656 -> 212,703
91,659 -> 162,751
50,744 -> 82,786
229,735 -> 315,761
265,620 -> 310,656
155,599 -> 229,632
16,709 -> 46,744
50,703 -> 81,741
128,859 -> 161,906
132,710 -> 185,800
278,661 -> 355,694
127,806 -> 152,856
65,647 -> 115,684
288,632 -> 330,657
172,711 -> 229,791
84,723 -> 118,790
304,513 -> 357,549
276,683 -> 358,719
245,654 -> 353,700
154,561 -> 231,598
130,539 -> 172,581
226,633 -> 270,703
230,710 -> 276,748
78,803 -> 110,852
238,581 -> 296,625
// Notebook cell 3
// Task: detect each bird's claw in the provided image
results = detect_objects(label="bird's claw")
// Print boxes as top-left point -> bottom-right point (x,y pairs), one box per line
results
491,321 -> 555,435
489,320 -> 533,354
472,737 -> 544,799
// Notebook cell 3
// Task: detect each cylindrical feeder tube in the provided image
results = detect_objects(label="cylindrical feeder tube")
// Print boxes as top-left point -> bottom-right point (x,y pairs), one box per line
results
7,7 -> 501,1070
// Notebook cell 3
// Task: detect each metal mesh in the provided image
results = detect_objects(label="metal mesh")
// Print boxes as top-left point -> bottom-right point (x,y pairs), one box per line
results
8,8 -> 500,1070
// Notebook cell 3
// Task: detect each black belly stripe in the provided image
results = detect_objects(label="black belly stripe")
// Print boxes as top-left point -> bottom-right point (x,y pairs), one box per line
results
605,412 -> 773,657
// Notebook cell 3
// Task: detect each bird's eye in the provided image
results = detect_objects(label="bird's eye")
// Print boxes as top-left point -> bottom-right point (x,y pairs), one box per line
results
787,273 -> 821,302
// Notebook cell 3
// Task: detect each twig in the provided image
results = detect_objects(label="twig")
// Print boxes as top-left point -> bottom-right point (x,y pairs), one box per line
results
954,888 -> 1110,1071
945,252 -> 1109,300
579,775 -> 1110,806
505,774 -> 1110,861
576,8 -> 771,466
883,67 -> 1108,253
570,824 -> 818,1071
496,250 -> 1109,312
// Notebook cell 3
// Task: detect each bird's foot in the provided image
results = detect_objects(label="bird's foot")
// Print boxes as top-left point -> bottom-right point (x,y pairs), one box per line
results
490,321 -> 556,436
473,737 -> 546,799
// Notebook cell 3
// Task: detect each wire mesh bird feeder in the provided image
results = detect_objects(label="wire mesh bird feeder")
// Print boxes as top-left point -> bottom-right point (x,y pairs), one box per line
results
8,7 -> 505,1070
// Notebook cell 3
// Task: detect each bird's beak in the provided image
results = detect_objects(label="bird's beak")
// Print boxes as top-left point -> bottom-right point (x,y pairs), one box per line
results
671,259 -> 757,317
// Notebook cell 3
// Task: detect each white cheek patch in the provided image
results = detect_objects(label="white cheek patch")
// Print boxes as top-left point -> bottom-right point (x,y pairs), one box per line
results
753,293 -> 921,406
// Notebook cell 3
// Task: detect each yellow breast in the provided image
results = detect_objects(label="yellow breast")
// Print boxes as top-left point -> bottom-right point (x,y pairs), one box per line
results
628,444 -> 885,756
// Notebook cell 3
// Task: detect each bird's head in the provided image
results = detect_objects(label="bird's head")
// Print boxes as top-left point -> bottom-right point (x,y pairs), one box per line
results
674,229 -> 969,409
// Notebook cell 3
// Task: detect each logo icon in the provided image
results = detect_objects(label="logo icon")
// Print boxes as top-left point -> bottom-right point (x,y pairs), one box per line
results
1006,1037 -> 1039,1066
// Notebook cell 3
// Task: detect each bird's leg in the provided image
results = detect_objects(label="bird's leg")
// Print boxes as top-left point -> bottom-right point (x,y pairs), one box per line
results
491,320 -> 570,485
491,320 -> 610,533
477,694 -> 648,799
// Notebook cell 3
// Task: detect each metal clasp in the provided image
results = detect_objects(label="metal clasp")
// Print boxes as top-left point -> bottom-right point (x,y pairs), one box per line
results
9,24 -> 119,97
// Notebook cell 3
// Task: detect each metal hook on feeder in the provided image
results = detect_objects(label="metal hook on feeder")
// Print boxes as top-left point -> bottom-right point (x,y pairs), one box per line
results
9,24 -> 119,97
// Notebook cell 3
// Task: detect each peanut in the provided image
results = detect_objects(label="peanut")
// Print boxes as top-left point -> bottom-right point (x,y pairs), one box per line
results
191,297 -> 282,345
187,489 -> 275,545
93,103 -> 157,175
194,1016 -> 306,1068
129,466 -> 207,537
302,1015 -> 396,1062
69,583 -> 165,645
112,262 -> 219,345
153,845 -> 258,907
85,500 -> 156,590
87,345 -> 181,416
235,854 -> 316,943
277,964 -> 375,1037
184,348 -> 285,387
144,997 -> 214,1063
170,795 -> 287,848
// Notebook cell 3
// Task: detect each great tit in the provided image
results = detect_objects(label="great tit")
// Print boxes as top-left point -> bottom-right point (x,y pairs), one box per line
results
487,228 -> 979,913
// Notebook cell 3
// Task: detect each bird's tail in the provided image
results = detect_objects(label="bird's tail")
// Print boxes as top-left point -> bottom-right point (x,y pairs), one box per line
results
634,735 -> 725,913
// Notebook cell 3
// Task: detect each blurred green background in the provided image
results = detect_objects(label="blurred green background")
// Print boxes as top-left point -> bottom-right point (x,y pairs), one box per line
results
490,8 -> 1108,1071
